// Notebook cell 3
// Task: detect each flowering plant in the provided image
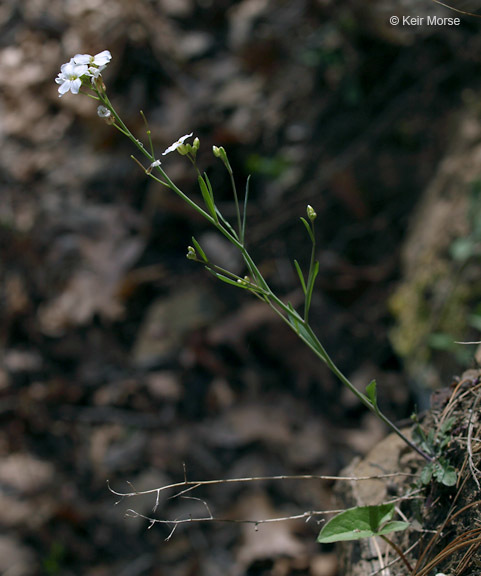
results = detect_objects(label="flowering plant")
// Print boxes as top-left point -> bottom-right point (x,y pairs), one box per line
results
55,50 -> 112,96
54,49 -> 463,569
54,50 -> 433,464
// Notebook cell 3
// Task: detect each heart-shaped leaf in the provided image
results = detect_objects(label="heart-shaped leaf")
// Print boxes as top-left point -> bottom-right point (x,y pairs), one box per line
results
317,503 -> 409,544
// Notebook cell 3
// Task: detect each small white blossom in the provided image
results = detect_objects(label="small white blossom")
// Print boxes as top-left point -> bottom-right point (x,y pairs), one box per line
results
97,105 -> 111,118
162,133 -> 193,155
146,159 -> 162,174
73,50 -> 112,81
73,50 -> 112,67
55,60 -> 89,97
88,67 -> 103,80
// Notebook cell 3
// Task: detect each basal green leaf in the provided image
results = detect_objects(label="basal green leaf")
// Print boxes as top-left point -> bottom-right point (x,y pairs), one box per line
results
317,503 -> 406,544
377,520 -> 410,537
420,463 -> 433,485
439,417 -> 456,436
434,461 -> 457,487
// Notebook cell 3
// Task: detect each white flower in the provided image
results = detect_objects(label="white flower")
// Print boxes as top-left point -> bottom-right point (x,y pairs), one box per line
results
88,67 -> 103,80
73,50 -> 112,80
97,105 -> 111,118
55,59 -> 89,97
146,159 -> 162,174
73,50 -> 112,67
162,133 -> 193,155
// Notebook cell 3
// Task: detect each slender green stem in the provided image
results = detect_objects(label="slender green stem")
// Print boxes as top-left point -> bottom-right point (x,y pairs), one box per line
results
304,219 -> 317,322
228,169 -> 243,240
91,82 -> 432,463
264,301 -> 433,462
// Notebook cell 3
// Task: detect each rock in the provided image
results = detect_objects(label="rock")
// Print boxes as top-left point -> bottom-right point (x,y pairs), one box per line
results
390,109 -> 481,394
334,430 -> 423,576
0,453 -> 54,495
0,535 -> 36,576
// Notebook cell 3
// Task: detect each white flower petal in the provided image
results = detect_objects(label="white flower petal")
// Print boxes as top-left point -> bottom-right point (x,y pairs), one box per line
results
73,53 -> 92,65
162,133 -> 193,155
55,61 -> 88,96
69,78 -> 83,94
58,82 -> 71,96
93,50 -> 112,66
88,66 -> 102,78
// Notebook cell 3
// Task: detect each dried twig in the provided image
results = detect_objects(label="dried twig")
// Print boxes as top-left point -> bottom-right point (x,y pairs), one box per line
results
108,471 -> 418,504
466,393 -> 481,491
431,1 -> 481,18
107,470 -> 421,538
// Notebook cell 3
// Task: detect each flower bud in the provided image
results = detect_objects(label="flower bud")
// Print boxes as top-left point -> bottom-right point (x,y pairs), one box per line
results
146,159 -> 161,175
307,205 -> 317,222
186,246 -> 197,260
177,144 -> 190,156
193,137 -> 200,152
212,146 -> 232,173
97,105 -> 115,124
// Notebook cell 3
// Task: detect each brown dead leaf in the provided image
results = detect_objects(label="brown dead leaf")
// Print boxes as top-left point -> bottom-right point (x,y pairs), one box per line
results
233,492 -> 306,571
0,453 -> 54,495
132,285 -> 223,367
38,206 -> 144,335
202,403 -> 292,449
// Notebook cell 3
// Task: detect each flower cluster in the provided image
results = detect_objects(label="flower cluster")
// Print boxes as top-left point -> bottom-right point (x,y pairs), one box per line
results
55,50 -> 112,97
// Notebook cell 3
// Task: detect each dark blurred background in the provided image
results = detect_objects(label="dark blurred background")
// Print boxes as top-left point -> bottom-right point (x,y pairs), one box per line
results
1,1 -> 481,574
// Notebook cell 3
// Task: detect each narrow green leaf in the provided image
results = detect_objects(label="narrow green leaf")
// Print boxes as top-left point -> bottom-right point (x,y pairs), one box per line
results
300,217 -> 314,243
241,175 -> 251,244
294,260 -> 307,294
191,237 -> 208,263
198,175 -> 218,222
210,271 -> 246,288
203,171 -> 214,195
366,380 -> 378,410
317,503 -> 408,544
287,303 -> 314,345
304,260 -> 319,318
306,260 -> 319,294
286,306 -> 323,355
287,302 -> 300,332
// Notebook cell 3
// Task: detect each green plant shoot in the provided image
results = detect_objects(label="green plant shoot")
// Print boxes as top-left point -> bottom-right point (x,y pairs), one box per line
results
55,50 -> 436,467
317,503 -> 409,543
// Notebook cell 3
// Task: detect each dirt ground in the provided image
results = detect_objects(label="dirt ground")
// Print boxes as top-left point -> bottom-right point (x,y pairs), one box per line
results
1,1 -> 481,575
